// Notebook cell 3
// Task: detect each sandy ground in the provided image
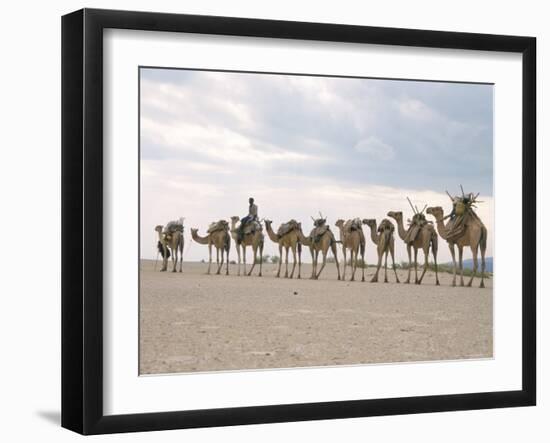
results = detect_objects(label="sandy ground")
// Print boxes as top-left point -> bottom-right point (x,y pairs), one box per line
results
139,260 -> 492,375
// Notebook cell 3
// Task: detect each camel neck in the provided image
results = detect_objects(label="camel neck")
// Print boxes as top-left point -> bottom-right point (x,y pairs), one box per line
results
395,217 -> 407,241
367,224 -> 379,244
265,223 -> 279,242
191,231 -> 209,244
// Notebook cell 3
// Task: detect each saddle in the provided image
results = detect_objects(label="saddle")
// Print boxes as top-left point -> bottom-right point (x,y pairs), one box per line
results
207,220 -> 229,234
404,213 -> 427,243
163,220 -> 183,241
242,220 -> 262,235
343,218 -> 362,233
277,219 -> 299,237
377,218 -> 394,233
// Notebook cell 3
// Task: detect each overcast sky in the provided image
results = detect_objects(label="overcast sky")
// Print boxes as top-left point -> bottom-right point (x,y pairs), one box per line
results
140,68 -> 493,264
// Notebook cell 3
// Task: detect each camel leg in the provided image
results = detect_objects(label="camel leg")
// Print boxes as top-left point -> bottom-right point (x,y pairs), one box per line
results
284,247 -> 289,278
458,246 -> 464,286
390,241 -> 400,283
316,250 -> 328,279
418,247 -> 429,284
361,248 -> 365,283
371,249 -> 382,283
448,243 -> 457,286
433,243 -> 440,286
467,244 -> 479,287
311,250 -> 319,279
342,247 -> 347,281
413,248 -> 419,284
247,246 -> 257,276
179,241 -> 183,273
173,246 -> 179,273
216,248 -> 223,275
225,247 -> 229,275
350,249 -> 357,282
242,247 -> 247,276
236,246 -> 241,276
384,250 -> 389,283
276,244 -> 282,277
289,245 -> 297,278
297,245 -> 302,279
258,242 -> 263,277
331,241 -> 341,281
405,244 -> 412,283
480,238 -> 486,288
207,244 -> 212,275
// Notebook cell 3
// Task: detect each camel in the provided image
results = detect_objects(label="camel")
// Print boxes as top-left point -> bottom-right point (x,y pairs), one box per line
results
426,204 -> 487,288
387,209 -> 440,285
264,220 -> 302,279
363,219 -> 400,283
230,216 -> 264,276
154,224 -> 184,273
334,219 -> 365,282
190,227 -> 231,275
295,220 -> 341,280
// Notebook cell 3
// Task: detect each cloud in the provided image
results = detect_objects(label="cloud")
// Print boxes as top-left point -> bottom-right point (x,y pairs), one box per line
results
354,136 -> 395,161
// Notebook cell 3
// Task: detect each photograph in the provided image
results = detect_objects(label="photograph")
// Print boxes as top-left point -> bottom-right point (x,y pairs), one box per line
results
139,67 -> 494,375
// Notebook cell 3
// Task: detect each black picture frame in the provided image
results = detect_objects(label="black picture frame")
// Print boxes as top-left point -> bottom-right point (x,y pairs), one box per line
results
62,8 -> 536,435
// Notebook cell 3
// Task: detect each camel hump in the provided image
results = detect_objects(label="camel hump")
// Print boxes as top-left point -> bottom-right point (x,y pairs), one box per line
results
208,220 -> 229,233
277,219 -> 299,237
378,218 -> 394,233
164,220 -> 184,234
344,218 -> 362,233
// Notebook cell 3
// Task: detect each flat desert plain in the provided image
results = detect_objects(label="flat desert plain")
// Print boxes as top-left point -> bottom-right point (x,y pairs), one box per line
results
140,260 -> 492,375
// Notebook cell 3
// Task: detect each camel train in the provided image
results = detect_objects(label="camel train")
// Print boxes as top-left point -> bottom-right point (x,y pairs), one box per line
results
154,189 -> 487,288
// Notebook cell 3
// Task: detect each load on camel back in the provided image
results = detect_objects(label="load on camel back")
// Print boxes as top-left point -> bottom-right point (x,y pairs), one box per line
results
403,199 -> 432,244
276,219 -> 300,238
343,218 -> 363,234
239,219 -> 262,238
207,219 -> 230,234
162,217 -> 184,241
311,216 -> 332,244
445,189 -> 484,242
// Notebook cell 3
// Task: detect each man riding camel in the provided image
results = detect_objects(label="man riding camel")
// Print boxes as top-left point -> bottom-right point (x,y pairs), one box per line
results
238,197 -> 258,242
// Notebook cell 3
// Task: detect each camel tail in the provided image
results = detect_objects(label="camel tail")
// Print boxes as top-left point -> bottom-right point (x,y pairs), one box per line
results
480,226 -> 487,252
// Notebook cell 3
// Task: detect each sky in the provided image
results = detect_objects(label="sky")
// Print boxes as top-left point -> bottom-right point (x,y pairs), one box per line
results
140,68 -> 494,264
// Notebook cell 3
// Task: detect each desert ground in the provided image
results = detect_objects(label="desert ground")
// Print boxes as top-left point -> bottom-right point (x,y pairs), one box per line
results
139,260 -> 492,375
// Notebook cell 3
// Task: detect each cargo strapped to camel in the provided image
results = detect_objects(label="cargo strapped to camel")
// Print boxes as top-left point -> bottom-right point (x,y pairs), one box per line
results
162,218 -> 184,241
310,217 -> 330,244
277,219 -> 299,238
377,218 -> 394,234
445,188 -> 483,242
207,219 -> 229,234
403,198 -> 432,244
242,219 -> 262,235
344,218 -> 363,233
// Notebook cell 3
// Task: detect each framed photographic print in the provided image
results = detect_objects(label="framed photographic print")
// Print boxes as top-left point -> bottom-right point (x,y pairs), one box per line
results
61,8 -> 536,435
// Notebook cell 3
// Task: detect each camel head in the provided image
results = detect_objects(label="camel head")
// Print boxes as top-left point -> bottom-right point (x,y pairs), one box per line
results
190,228 -> 198,235
387,211 -> 402,221
335,219 -> 345,228
230,216 -> 240,223
264,219 -> 272,227
426,206 -> 444,221
154,225 -> 163,233
362,219 -> 376,228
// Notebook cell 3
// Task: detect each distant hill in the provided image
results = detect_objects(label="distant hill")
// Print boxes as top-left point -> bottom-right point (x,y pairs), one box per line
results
445,257 -> 493,272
